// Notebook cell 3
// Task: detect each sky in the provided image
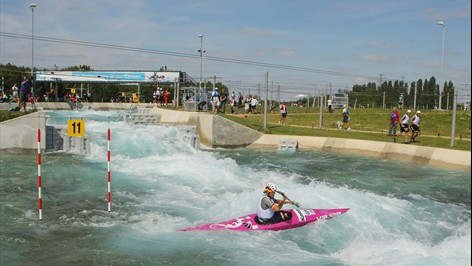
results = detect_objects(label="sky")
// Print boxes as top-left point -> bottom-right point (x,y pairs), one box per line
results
0,0 -> 471,101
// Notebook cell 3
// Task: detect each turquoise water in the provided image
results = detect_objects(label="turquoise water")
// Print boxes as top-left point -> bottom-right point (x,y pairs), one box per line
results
0,110 -> 470,265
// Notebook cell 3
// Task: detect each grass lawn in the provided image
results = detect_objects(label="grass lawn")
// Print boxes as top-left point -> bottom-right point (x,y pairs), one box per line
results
0,109 -> 38,122
221,105 -> 471,151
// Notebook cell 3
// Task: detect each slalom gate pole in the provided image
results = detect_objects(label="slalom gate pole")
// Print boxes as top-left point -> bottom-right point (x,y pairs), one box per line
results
37,128 -> 42,220
107,126 -> 111,212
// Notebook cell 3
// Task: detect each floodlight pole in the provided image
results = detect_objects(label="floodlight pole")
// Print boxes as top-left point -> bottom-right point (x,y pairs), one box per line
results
30,3 -> 37,95
198,34 -> 205,89
438,21 -> 446,110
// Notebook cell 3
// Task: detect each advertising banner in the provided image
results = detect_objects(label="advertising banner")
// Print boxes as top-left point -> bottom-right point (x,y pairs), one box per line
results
36,71 -> 180,83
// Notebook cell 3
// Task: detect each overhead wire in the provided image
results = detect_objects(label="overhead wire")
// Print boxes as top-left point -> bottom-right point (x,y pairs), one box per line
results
4,31 -> 430,100
1,31 -> 390,83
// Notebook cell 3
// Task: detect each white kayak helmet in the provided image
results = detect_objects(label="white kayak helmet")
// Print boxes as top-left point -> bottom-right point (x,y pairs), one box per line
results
265,183 -> 277,193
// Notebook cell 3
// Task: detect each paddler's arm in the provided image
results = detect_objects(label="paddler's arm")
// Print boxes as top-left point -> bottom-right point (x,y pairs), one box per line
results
271,196 -> 293,211
280,195 -> 295,204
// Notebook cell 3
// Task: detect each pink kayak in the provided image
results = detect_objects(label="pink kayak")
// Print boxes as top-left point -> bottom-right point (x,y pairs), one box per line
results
178,208 -> 349,232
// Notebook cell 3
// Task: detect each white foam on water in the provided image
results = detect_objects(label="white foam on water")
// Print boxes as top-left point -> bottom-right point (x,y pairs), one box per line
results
9,110 -> 469,265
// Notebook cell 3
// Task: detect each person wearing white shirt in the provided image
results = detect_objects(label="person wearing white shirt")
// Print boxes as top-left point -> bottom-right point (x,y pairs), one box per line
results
409,111 -> 421,142
12,83 -> 19,102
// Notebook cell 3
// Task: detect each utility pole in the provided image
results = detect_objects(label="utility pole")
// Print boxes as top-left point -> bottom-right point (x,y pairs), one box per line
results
198,34 -> 205,89
207,75 -> 221,89
383,91 -> 386,109
258,83 -> 261,99
451,88 -> 457,146
313,84 -> 317,107
446,93 -> 449,110
319,92 -> 324,129
264,72 -> 268,129
277,83 -> 280,103
414,84 -> 417,111
438,21 -> 446,110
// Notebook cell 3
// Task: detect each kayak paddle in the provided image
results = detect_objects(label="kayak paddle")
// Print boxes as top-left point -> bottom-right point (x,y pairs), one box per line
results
276,190 -> 300,207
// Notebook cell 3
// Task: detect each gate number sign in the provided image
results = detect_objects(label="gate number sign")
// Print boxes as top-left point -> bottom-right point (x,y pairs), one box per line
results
68,120 -> 85,136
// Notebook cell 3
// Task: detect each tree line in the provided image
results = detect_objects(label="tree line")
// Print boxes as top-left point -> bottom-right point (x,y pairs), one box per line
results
348,77 -> 455,109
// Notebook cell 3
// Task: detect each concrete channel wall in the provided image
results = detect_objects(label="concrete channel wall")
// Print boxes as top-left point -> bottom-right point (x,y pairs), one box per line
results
148,108 -> 262,148
0,111 -> 47,153
150,108 -> 471,171
0,103 -> 470,170
251,135 -> 471,170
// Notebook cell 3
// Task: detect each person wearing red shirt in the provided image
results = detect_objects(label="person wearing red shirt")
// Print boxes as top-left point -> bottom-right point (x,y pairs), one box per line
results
389,107 -> 400,139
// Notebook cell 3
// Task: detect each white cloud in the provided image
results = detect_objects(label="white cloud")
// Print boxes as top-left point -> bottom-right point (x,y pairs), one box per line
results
242,27 -> 278,38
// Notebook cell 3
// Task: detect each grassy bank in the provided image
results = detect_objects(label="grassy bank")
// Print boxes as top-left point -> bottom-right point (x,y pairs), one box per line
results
0,110 -> 37,122
222,106 -> 471,151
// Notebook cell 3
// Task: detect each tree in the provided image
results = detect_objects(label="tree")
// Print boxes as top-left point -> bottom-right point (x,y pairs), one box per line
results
0,63 -> 32,94
62,65 -> 92,71
443,81 -> 455,110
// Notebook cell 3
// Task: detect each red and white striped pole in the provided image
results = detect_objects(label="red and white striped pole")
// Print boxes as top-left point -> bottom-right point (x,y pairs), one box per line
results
37,129 -> 42,220
107,127 -> 111,212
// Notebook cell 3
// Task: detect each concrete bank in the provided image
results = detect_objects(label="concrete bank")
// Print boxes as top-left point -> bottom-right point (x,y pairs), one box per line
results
148,108 -> 262,148
251,135 -> 470,170
1,104 -> 470,170
0,111 -> 47,153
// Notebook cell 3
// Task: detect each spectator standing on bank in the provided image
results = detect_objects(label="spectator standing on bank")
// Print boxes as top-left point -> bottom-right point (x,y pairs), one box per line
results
327,96 -> 332,113
410,111 -> 421,142
250,96 -> 258,114
211,87 -> 220,113
398,93 -> 404,110
279,102 -> 287,125
238,92 -> 244,108
244,96 -> 251,114
219,92 -> 227,113
339,104 -> 351,130
19,77 -> 32,112
396,109 -> 411,143
12,83 -> 19,102
153,89 -> 157,103
230,92 -> 236,114
388,107 -> 400,136
164,88 -> 171,108
156,88 -> 162,105
48,88 -> 55,102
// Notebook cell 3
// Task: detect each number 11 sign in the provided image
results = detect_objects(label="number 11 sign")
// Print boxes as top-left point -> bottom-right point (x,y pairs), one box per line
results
68,120 -> 85,137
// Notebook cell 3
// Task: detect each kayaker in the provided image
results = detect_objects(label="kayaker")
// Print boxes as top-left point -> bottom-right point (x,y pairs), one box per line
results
256,183 -> 294,224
